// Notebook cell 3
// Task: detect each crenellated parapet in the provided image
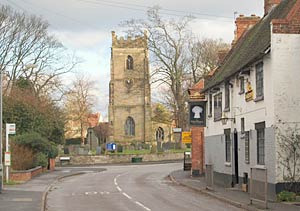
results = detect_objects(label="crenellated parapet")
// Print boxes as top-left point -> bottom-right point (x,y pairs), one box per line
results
111,31 -> 147,48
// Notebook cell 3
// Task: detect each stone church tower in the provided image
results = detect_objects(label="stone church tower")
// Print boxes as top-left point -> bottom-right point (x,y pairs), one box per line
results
108,31 -> 152,144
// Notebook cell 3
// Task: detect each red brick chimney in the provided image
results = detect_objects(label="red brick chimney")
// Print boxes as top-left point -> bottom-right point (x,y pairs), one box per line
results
264,0 -> 282,15
232,14 -> 260,45
217,49 -> 229,65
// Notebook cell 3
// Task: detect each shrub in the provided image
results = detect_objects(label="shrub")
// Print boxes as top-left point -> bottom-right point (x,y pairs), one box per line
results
277,191 -> 296,202
34,152 -> 48,167
65,138 -> 81,145
47,142 -> 58,158
11,143 -> 34,170
14,132 -> 49,153
150,144 -> 157,153
117,145 -> 123,153
14,133 -> 58,158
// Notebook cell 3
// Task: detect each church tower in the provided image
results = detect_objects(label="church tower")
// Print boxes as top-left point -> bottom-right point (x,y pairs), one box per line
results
109,31 -> 152,145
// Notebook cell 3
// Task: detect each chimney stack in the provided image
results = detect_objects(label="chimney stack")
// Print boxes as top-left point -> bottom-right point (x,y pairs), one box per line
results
264,0 -> 281,15
232,14 -> 260,45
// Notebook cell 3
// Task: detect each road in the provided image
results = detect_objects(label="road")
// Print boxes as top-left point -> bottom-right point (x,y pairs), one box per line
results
46,163 -> 244,211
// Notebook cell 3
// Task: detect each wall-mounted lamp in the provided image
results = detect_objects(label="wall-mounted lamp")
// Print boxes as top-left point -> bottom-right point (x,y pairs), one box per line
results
221,112 -> 235,125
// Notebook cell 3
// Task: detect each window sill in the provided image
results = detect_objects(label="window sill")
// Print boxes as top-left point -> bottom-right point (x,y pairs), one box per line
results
225,162 -> 231,167
223,107 -> 230,112
253,164 -> 266,169
214,117 -> 221,122
254,96 -> 264,102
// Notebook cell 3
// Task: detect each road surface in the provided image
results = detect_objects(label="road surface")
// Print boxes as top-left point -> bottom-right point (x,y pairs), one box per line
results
46,163 -> 244,211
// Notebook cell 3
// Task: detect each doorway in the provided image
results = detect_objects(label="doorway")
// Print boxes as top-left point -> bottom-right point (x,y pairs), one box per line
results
234,130 -> 239,185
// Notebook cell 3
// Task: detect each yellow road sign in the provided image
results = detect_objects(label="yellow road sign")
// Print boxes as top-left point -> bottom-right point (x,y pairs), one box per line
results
182,132 -> 192,144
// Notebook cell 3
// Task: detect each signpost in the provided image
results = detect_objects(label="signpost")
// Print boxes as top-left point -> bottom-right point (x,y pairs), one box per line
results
5,123 -> 15,182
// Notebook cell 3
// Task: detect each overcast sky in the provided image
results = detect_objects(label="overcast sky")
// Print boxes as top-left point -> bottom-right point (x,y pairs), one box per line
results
1,0 -> 264,117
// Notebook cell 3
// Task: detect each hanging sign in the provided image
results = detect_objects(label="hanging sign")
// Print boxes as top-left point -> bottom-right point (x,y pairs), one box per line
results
189,102 -> 206,127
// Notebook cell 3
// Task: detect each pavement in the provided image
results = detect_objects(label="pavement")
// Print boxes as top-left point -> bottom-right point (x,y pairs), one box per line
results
169,169 -> 300,211
0,167 -> 105,211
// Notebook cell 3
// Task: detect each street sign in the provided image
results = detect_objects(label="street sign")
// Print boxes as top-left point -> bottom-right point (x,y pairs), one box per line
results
182,132 -> 192,144
106,143 -> 116,151
173,128 -> 182,133
6,123 -> 16,135
4,152 -> 11,166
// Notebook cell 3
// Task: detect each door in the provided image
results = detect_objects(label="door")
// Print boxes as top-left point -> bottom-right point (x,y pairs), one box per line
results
234,130 -> 239,185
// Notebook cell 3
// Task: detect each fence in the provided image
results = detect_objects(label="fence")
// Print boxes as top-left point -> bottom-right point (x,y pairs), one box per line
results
205,164 -> 214,190
250,167 -> 268,209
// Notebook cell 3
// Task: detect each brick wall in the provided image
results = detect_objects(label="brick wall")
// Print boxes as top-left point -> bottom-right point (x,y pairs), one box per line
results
10,166 -> 46,182
265,0 -> 282,15
191,127 -> 204,175
272,0 -> 300,34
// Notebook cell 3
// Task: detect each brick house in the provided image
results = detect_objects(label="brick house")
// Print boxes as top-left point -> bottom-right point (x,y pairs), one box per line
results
202,0 -> 300,200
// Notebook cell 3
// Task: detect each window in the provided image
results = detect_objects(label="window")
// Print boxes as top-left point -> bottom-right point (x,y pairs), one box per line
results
126,55 -> 133,70
125,117 -> 135,136
239,77 -> 245,94
255,62 -> 264,100
224,82 -> 230,110
225,129 -> 231,162
156,127 -> 164,142
208,93 -> 212,117
245,131 -> 250,164
214,93 -> 222,121
241,118 -> 245,134
255,122 -> 265,165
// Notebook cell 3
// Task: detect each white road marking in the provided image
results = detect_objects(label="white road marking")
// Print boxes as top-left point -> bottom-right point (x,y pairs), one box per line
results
114,173 -> 151,211
12,198 -> 32,202
122,192 -> 132,200
135,201 -> 151,211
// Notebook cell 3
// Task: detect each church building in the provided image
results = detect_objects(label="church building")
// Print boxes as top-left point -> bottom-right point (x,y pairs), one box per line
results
108,31 -> 152,145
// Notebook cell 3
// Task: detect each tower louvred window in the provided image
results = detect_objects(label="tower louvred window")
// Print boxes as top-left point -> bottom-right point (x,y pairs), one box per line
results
127,55 -> 133,70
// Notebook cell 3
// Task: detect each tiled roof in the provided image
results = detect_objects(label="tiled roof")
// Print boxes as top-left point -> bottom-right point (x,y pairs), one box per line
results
203,0 -> 296,92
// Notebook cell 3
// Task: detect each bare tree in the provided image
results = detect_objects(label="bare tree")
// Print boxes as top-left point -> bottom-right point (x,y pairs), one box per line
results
189,38 -> 230,83
123,7 -> 193,128
0,5 -> 79,98
64,74 -> 96,145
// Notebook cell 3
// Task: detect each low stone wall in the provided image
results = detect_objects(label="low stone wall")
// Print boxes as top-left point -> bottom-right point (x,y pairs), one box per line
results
56,153 -> 184,166
10,166 -> 47,182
